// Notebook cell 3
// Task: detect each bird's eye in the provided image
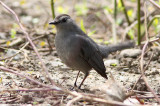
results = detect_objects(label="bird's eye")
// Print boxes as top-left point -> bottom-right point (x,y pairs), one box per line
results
62,18 -> 67,22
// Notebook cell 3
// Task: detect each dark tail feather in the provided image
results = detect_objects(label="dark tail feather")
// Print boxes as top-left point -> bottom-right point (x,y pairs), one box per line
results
99,41 -> 135,58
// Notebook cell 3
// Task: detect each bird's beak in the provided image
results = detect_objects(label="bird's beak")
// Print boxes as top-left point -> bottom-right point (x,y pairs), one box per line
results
49,20 -> 59,25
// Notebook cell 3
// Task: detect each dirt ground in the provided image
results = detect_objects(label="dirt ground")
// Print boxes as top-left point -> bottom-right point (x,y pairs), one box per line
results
0,0 -> 160,105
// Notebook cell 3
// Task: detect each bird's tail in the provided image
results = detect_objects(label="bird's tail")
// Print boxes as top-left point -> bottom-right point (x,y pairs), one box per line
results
99,41 -> 135,58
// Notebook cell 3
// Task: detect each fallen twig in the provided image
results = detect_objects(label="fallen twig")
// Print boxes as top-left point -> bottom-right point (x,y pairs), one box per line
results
149,0 -> 160,9
0,88 -> 59,92
132,95 -> 160,99
66,96 -> 82,106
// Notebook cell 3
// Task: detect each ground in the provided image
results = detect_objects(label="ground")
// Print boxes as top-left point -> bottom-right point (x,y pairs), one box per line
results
0,0 -> 160,105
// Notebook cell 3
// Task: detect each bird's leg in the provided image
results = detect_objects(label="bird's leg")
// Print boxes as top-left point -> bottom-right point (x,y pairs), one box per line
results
78,72 -> 89,89
70,71 -> 80,90
74,71 -> 80,87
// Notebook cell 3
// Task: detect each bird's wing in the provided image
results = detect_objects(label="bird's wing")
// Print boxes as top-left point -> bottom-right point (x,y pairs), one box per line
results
78,36 -> 108,79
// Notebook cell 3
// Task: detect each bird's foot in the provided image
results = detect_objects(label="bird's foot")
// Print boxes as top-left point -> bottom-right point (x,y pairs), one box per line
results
69,83 -> 78,91
74,82 -> 77,87
69,86 -> 79,91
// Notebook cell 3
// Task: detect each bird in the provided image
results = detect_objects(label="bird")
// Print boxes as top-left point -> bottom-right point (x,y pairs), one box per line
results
49,14 -> 135,89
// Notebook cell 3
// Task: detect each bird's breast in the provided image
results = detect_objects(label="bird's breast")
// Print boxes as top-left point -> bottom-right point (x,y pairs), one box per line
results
55,34 -> 79,66
54,33 -> 92,73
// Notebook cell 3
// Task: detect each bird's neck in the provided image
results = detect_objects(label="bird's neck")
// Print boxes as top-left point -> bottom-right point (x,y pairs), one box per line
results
56,24 -> 85,36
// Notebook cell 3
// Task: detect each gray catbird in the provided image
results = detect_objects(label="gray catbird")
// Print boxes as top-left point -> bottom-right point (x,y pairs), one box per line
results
49,14 -> 135,89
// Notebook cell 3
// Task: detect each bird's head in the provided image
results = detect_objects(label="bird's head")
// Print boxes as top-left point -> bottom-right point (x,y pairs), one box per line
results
49,14 -> 74,28
49,14 -> 84,34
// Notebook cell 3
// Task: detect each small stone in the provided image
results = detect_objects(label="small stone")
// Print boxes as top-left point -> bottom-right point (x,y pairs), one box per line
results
123,68 -> 129,72
0,32 -> 6,39
6,49 -> 21,60
104,59 -> 119,66
6,75 -> 12,79
37,98 -> 44,103
151,47 -> 160,54
158,58 -> 160,63
21,93 -> 33,103
157,87 -> 160,94
66,94 -> 73,100
0,61 -> 5,65
120,49 -> 141,58
50,60 -> 64,67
